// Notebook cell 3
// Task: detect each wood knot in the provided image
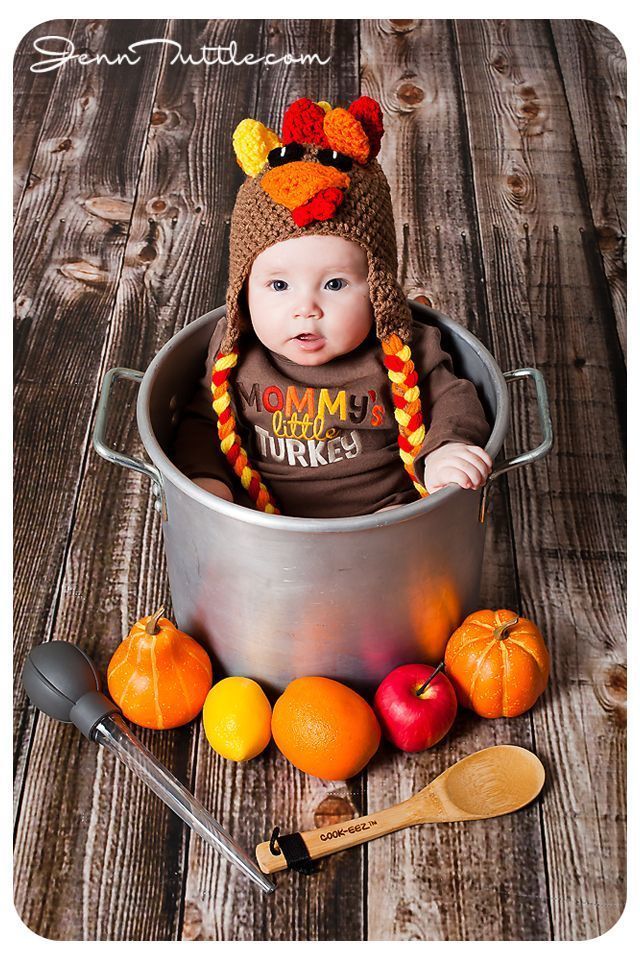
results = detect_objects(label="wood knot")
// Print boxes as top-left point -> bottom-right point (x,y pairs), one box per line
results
595,663 -> 626,727
15,296 -> 32,320
520,100 -> 540,120
491,53 -> 509,73
151,110 -> 168,125
146,198 -> 180,222
573,356 -> 587,369
83,196 -> 133,223
396,81 -> 425,108
59,260 -> 108,286
389,19 -> 417,32
395,901 -> 416,925
516,84 -> 547,136
596,224 -> 622,254
604,664 -> 626,702
52,138 -> 72,153
181,901 -> 203,940
313,794 -> 356,828
507,173 -> 527,199
138,243 -> 157,263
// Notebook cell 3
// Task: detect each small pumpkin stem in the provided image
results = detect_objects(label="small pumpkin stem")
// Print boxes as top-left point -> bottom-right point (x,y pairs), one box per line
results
494,615 -> 520,642
416,661 -> 445,697
145,607 -> 165,636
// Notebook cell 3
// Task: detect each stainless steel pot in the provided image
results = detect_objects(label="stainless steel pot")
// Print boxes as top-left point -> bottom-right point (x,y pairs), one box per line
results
93,303 -> 552,692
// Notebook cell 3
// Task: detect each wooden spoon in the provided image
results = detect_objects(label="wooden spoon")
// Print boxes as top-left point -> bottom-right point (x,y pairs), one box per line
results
256,745 -> 544,874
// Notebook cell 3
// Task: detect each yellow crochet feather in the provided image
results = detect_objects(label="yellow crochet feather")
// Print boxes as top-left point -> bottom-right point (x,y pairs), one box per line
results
233,119 -> 281,177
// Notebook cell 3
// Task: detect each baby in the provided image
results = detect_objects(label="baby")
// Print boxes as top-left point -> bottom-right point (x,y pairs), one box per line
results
173,96 -> 491,518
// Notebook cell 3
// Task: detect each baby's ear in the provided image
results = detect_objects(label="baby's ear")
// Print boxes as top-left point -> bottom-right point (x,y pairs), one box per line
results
233,119 -> 281,177
347,97 -> 384,158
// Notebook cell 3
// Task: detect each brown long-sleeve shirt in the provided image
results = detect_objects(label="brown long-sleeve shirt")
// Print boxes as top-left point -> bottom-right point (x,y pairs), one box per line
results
172,316 -> 490,518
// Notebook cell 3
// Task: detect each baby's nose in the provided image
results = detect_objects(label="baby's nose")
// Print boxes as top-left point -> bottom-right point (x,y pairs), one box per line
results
293,297 -> 322,319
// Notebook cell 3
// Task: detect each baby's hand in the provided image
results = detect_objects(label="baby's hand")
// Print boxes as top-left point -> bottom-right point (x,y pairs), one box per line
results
192,477 -> 234,502
423,443 -> 492,494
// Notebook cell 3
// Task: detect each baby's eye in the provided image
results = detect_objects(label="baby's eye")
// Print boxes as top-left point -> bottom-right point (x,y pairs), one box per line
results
270,279 -> 289,292
325,278 -> 346,291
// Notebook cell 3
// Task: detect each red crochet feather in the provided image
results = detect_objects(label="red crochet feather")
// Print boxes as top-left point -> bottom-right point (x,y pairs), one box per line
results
282,98 -> 329,147
348,96 -> 384,158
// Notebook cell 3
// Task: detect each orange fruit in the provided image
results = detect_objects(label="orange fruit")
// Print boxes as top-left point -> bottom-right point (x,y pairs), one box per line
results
271,677 -> 381,780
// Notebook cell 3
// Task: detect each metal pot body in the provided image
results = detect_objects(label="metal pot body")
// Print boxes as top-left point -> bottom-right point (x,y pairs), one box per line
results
161,470 -> 483,691
94,303 -> 552,692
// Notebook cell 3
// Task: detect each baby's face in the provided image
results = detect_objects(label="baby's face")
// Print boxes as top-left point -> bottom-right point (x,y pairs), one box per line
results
246,235 -> 373,365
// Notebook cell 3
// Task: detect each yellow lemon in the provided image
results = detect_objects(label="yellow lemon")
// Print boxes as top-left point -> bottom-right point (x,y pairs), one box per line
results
202,677 -> 272,761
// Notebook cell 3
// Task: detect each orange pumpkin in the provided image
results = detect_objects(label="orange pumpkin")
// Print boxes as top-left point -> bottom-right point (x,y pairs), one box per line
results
107,608 -> 212,729
444,609 -> 550,718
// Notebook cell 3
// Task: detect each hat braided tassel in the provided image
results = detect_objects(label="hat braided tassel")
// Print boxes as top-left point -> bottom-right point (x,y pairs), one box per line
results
381,334 -> 429,498
211,351 -> 280,514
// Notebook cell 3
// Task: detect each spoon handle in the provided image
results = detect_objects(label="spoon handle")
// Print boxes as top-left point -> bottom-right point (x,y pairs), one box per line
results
256,796 -> 424,874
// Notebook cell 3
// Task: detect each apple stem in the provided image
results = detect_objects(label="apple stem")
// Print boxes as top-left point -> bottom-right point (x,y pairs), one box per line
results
416,661 -> 445,697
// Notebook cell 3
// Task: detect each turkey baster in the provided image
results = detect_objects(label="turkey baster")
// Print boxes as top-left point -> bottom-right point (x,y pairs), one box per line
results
22,641 -> 275,894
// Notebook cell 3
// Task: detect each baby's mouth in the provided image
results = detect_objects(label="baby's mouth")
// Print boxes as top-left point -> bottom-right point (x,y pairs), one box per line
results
291,332 -> 327,352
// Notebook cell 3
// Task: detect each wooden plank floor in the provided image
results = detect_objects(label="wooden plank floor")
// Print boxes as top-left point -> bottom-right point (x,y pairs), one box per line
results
13,19 -> 626,941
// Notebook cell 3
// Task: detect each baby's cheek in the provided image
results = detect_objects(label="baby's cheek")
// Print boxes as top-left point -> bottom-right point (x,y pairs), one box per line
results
332,303 -> 373,349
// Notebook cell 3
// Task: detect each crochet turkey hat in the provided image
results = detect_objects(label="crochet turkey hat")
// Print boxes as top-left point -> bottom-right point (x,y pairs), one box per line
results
213,97 -> 427,515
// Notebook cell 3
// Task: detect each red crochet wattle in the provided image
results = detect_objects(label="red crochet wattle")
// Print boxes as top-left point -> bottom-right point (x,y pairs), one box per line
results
282,97 -> 329,147
291,187 -> 344,227
348,96 -> 384,158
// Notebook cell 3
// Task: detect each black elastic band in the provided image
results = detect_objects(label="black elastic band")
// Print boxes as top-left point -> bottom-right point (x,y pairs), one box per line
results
269,826 -> 317,875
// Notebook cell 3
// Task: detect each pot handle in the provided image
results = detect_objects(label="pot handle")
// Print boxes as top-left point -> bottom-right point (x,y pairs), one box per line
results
479,367 -> 553,523
93,367 -> 166,519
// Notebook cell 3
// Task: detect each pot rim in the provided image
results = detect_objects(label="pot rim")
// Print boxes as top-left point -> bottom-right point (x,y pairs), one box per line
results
137,302 -> 508,533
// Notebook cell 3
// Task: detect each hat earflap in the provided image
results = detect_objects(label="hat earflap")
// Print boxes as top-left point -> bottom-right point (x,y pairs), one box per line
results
222,272 -> 247,353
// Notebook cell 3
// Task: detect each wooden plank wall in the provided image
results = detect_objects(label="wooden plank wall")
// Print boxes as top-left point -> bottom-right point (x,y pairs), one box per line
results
13,20 -> 75,210
453,19 -> 626,939
14,19 -> 626,941
551,21 -> 627,359
177,20 -> 366,941
14,19 -> 182,939
361,20 -> 550,940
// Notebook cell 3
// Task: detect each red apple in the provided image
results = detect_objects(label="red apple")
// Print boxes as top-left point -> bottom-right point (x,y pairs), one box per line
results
374,663 -> 458,752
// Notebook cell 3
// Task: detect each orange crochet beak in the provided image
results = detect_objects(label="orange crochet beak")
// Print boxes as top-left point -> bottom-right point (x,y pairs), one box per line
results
261,161 -> 350,211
